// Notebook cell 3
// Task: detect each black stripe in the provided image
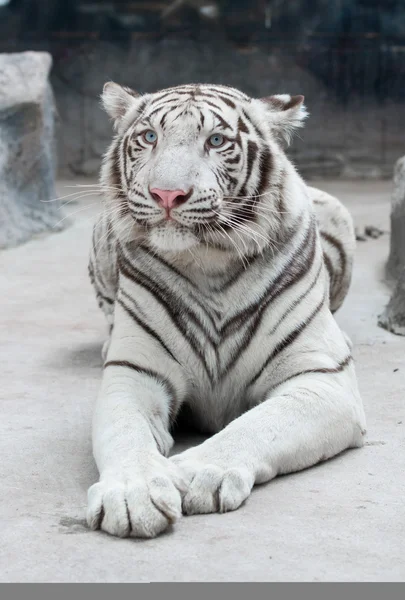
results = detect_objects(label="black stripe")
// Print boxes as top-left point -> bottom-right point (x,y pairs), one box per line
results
323,251 -> 334,280
131,186 -> 148,200
196,91 -> 239,106
138,246 -> 218,311
220,257 -> 324,378
239,140 -> 258,198
272,169 -> 287,214
90,228 -> 110,294
208,109 -> 231,130
117,293 -> 181,365
224,155 -> 241,165
147,102 -> 178,120
268,355 -> 353,394
117,250 -> 217,380
257,149 -> 273,197
124,499 -> 132,535
135,98 -> 147,115
127,199 -> 153,211
110,143 -> 128,217
220,219 -> 314,336
231,198 -> 256,224
122,135 -> 131,187
208,87 -> 248,101
97,291 -> 114,306
247,290 -> 327,387
321,231 -> 347,279
241,109 -> 264,140
147,105 -> 166,119
237,117 -> 249,134
202,99 -> 223,111
185,206 -> 215,214
210,252 -> 262,294
104,360 -> 178,418
220,96 -> 236,109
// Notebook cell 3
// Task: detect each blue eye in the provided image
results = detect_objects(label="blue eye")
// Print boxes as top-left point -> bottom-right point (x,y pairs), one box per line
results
208,133 -> 225,148
143,130 -> 157,144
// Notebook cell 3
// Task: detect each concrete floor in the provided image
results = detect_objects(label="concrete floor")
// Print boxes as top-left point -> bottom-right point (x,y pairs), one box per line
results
0,179 -> 404,582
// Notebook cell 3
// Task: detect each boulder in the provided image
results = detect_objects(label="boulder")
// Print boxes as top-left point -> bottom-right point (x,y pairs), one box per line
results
379,156 -> 405,335
386,156 -> 405,281
0,51 -> 64,249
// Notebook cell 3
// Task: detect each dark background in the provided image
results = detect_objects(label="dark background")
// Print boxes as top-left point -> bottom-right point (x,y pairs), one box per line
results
1,0 -> 404,178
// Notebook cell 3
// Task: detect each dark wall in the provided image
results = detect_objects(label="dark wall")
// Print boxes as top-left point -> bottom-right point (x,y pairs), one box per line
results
1,0 -> 405,178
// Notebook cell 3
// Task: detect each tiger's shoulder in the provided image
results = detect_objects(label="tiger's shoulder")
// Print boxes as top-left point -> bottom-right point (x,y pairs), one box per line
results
309,186 -> 356,313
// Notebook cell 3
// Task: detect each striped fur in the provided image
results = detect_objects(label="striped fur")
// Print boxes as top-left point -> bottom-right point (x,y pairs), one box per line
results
87,83 -> 366,538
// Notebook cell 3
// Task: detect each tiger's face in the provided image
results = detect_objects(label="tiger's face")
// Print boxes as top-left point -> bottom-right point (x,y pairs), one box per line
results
101,83 -> 307,254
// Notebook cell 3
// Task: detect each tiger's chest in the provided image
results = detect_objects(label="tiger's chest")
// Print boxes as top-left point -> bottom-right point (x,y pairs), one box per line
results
126,269 -> 275,430
166,294 -> 267,431
118,246 -> 315,432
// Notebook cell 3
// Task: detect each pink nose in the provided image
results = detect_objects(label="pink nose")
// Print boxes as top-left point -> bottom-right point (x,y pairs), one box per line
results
150,188 -> 188,210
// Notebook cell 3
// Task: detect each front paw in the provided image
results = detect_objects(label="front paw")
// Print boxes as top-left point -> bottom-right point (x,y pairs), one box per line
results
170,455 -> 254,515
87,456 -> 186,538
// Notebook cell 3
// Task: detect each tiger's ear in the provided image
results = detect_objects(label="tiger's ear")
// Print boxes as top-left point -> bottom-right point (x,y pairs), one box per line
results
101,81 -> 141,127
260,94 -> 308,145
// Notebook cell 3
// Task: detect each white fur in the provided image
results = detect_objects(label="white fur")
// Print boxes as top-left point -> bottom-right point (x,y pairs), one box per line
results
87,83 -> 366,538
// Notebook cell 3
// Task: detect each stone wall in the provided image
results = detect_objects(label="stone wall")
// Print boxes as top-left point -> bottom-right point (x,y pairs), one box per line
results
1,1 -> 404,180
50,39 -> 405,180
0,51 -> 64,249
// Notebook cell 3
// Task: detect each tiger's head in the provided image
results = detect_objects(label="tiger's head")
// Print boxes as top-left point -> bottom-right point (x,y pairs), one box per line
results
101,83 -> 308,255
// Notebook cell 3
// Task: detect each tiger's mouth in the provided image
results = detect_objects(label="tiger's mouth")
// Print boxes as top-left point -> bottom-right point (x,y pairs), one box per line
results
132,207 -> 219,230
147,220 -> 201,253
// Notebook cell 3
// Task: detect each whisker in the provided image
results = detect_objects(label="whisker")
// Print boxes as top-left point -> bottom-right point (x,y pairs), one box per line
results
223,190 -> 275,201
218,216 -> 249,255
218,207 -> 278,238
60,191 -> 106,209
218,204 -> 284,237
53,202 -> 99,228
65,184 -> 123,190
223,201 -> 290,216
41,189 -> 105,204
213,222 -> 248,269
215,211 -> 281,255
187,246 -> 207,275
93,206 -> 137,257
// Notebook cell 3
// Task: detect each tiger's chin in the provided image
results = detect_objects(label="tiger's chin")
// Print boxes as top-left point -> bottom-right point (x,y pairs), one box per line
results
148,222 -> 200,253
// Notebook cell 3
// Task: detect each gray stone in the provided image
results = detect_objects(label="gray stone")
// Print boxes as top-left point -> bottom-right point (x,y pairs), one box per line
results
378,268 -> 405,336
386,156 -> 405,281
0,51 -> 65,249
365,225 -> 384,239
379,155 -> 405,335
355,227 -> 367,242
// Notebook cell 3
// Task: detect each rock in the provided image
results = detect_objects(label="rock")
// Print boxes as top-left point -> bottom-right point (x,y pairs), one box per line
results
386,156 -> 405,281
365,225 -> 384,239
378,269 -> 405,336
379,156 -> 405,336
355,227 -> 367,242
0,51 -> 65,249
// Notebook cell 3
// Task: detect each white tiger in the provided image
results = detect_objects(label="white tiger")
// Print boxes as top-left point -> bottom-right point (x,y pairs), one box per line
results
86,82 -> 366,538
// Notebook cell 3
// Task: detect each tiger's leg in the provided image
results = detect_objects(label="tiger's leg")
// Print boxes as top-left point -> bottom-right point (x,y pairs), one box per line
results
170,366 -> 366,515
86,301 -> 188,538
